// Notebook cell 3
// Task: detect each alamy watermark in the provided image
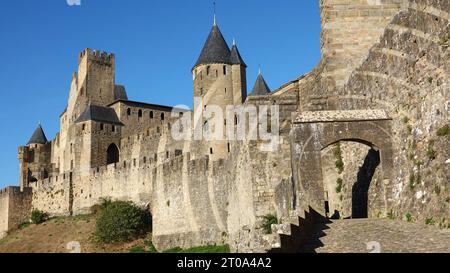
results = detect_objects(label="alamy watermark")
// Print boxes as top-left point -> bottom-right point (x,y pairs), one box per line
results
66,0 -> 81,6
170,97 -> 281,152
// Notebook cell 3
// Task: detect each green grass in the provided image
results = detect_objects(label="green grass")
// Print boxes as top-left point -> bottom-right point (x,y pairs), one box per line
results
436,125 -> 450,136
129,246 -> 147,253
128,239 -> 158,253
18,222 -> 31,230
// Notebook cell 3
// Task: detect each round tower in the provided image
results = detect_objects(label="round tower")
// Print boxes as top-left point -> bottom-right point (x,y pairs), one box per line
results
192,19 -> 247,160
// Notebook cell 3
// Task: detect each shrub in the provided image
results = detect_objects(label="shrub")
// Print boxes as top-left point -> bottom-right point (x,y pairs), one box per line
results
31,210 -> 48,225
409,174 -> 415,190
406,125 -> 413,134
261,214 -> 278,234
426,140 -> 436,160
336,178 -> 343,193
434,185 -> 441,195
387,210 -> 395,220
335,160 -> 344,174
436,125 -> 450,136
425,218 -> 435,226
405,213 -> 413,223
95,200 -> 152,243
334,144 -> 344,174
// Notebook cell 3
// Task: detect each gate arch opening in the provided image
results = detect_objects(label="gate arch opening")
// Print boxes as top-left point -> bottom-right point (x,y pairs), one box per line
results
321,141 -> 381,219
107,144 -> 120,165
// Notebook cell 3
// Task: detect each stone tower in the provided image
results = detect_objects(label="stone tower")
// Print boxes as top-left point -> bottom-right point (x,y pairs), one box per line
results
18,124 -> 51,191
192,19 -> 247,160
77,49 -> 116,107
319,0 -> 407,90
65,49 -> 116,126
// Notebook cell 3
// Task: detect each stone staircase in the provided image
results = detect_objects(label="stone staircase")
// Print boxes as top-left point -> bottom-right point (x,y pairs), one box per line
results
263,212 -> 450,253
262,208 -> 325,253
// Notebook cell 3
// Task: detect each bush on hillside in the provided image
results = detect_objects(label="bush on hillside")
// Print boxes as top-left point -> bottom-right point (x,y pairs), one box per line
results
95,199 -> 151,243
31,210 -> 48,225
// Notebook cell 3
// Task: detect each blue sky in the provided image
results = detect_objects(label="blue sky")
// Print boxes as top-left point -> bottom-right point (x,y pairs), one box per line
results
0,0 -> 321,189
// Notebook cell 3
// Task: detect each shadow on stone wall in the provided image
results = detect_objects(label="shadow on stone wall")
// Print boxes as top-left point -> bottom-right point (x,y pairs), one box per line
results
352,149 -> 380,219
269,208 -> 329,253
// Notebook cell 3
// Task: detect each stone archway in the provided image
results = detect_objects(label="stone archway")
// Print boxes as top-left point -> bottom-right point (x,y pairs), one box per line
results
106,143 -> 120,165
290,110 -> 394,217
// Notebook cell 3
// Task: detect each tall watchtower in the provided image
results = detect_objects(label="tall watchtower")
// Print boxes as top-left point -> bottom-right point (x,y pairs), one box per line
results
77,48 -> 116,107
192,18 -> 247,160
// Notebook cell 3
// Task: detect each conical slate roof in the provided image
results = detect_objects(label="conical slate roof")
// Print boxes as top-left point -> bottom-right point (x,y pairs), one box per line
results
193,24 -> 231,69
229,44 -> 247,67
250,74 -> 271,96
27,124 -> 48,145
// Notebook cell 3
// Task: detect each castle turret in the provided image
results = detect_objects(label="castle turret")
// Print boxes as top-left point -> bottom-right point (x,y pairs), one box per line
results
192,19 -> 247,160
249,71 -> 271,96
230,40 -> 247,104
19,124 -> 52,190
27,124 -> 48,145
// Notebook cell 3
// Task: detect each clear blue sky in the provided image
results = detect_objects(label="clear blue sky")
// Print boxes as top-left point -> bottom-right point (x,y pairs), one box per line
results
0,0 -> 321,189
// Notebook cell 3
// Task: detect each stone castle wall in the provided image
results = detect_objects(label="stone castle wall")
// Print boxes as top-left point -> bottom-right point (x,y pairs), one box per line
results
0,187 -> 32,239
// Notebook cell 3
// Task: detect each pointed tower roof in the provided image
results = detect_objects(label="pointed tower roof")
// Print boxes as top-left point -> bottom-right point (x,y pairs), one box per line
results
27,124 -> 48,145
250,73 -> 271,96
229,40 -> 247,67
193,24 -> 231,69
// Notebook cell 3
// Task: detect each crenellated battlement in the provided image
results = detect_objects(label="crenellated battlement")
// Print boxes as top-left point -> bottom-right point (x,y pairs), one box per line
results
78,48 -> 115,66
0,186 -> 32,198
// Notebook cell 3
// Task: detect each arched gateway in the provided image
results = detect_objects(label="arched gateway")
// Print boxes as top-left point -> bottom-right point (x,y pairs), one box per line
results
106,143 -> 120,165
290,110 -> 394,218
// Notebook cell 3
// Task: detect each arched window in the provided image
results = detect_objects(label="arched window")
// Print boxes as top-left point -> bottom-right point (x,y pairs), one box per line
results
161,113 -> 165,121
127,108 -> 131,116
150,111 -> 154,119
107,143 -> 120,165
138,109 -> 143,118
